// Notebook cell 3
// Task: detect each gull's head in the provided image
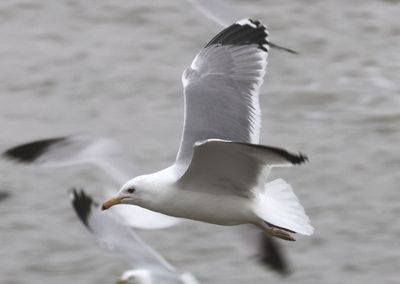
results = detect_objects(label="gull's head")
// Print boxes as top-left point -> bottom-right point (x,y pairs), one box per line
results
102,175 -> 152,210
116,269 -> 152,284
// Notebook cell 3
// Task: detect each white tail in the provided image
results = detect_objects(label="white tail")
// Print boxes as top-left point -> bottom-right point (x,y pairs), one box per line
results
253,178 -> 314,236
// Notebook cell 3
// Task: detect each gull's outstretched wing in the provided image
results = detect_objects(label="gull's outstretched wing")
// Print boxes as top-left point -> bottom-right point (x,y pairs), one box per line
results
70,189 -> 194,284
178,139 -> 307,196
188,0 -> 298,54
2,135 -> 134,183
2,135 -> 181,229
176,19 -> 269,165
178,139 -> 312,235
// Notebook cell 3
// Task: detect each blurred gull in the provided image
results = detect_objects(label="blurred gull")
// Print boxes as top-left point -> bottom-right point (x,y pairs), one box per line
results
102,19 -> 313,247
188,0 -> 298,54
2,135 -> 181,229
70,189 -> 199,284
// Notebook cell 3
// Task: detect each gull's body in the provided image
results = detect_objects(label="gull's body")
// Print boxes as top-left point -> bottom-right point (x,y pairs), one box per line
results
103,19 -> 314,243
158,189 -> 253,226
130,166 -> 254,226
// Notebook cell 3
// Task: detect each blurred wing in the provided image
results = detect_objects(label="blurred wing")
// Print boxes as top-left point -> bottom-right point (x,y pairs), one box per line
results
0,191 -> 10,202
236,224 -> 290,275
176,19 -> 269,165
2,135 -> 134,183
258,233 -> 290,274
70,189 -> 178,273
109,204 -> 182,230
188,0 -> 242,27
189,0 -> 298,54
178,139 -> 307,196
3,135 -> 181,230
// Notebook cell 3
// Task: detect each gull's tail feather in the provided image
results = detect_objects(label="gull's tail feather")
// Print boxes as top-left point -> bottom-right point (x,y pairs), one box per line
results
253,178 -> 314,236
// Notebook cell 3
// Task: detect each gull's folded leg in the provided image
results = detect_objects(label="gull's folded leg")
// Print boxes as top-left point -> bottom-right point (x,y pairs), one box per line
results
257,222 -> 296,242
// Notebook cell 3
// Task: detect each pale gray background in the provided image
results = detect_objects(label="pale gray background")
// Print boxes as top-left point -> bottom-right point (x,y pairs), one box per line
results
0,0 -> 399,283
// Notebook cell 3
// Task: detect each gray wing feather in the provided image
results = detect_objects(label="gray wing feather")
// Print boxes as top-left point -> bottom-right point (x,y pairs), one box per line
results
189,0 -> 298,54
178,139 -> 307,196
2,135 -> 135,183
4,135 -> 181,230
176,19 -> 269,165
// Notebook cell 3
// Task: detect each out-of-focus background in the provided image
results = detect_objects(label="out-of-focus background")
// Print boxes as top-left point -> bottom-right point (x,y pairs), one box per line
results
0,0 -> 399,283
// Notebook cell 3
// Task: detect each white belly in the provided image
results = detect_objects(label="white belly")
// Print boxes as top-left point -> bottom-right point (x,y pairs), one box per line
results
148,190 -> 255,226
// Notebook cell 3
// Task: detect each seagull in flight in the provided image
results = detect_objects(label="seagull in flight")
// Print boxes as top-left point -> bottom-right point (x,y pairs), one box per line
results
2,135 -> 291,273
102,19 -> 313,242
70,189 -> 199,284
1,19 -> 311,275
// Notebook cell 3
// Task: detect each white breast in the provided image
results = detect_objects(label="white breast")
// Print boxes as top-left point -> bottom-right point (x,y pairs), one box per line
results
153,188 -> 254,226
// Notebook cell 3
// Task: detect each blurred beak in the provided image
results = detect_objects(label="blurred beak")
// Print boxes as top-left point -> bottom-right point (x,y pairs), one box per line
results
115,280 -> 127,284
102,196 -> 125,210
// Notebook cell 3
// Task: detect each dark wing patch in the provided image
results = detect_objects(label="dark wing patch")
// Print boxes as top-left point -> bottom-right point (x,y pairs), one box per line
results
258,233 -> 291,276
70,188 -> 97,230
269,42 -> 298,55
3,137 -> 68,163
233,141 -> 309,165
0,191 -> 10,201
205,19 -> 269,52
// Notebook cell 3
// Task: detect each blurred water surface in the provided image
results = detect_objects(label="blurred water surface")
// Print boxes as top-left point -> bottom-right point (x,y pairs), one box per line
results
0,0 -> 399,283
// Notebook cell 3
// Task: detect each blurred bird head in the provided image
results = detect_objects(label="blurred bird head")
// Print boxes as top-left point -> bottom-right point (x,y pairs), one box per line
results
116,269 -> 152,284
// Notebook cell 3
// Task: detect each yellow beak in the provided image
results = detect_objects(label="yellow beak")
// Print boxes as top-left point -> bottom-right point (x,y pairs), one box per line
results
115,280 -> 127,284
101,196 -> 125,210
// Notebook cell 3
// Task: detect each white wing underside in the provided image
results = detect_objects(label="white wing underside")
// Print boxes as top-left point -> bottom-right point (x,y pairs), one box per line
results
176,23 -> 268,165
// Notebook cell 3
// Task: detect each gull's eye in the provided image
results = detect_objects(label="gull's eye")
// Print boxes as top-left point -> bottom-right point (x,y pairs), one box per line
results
127,187 -> 135,194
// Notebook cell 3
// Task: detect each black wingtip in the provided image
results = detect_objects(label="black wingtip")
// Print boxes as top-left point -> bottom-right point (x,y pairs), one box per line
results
257,233 -> 291,276
70,188 -> 97,230
293,152 -> 308,165
2,137 -> 68,163
205,18 -> 269,52
269,42 -> 299,55
236,142 -> 309,166
262,146 -> 309,165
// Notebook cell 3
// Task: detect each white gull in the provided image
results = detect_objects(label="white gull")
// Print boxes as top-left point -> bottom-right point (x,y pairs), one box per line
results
102,19 -> 314,241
